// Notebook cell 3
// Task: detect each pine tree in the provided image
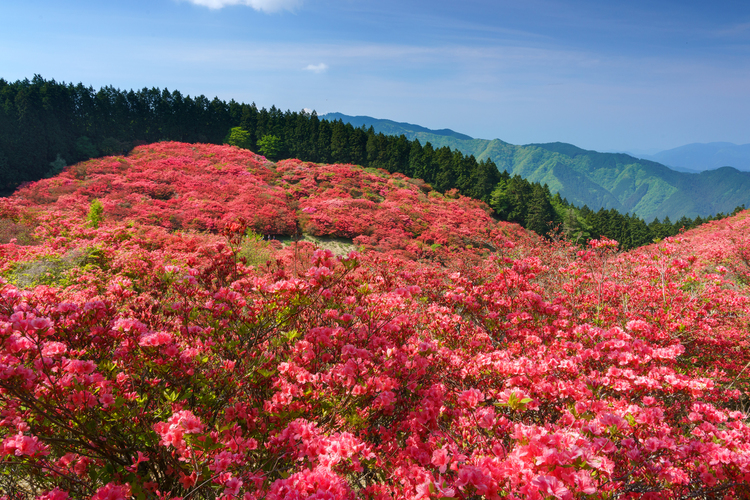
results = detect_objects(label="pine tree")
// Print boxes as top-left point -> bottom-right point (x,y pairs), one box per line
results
406,139 -> 425,179
330,120 -> 350,163
525,183 -> 556,236
563,208 -> 583,242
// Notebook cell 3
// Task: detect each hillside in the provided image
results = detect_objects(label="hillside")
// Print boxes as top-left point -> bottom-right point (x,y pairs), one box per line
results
329,113 -> 750,221
320,113 -> 474,142
1,76 -> 739,249
2,142 -> 750,498
0,142 -> 525,265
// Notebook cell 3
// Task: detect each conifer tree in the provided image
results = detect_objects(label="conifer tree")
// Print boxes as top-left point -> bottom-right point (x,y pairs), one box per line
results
525,183 -> 557,236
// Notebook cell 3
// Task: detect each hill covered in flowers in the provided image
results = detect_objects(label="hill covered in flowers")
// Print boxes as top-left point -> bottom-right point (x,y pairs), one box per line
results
2,142 -> 750,499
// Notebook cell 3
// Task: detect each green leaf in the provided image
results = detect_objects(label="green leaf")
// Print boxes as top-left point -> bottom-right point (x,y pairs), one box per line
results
285,329 -> 301,341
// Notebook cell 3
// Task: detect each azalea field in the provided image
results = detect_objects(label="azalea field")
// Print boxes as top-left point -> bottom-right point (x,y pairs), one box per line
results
2,142 -> 750,499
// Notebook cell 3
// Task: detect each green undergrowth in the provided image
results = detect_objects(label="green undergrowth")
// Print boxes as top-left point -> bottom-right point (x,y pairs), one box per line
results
0,218 -> 36,245
237,231 -> 277,268
276,234 -> 358,257
3,246 -> 108,289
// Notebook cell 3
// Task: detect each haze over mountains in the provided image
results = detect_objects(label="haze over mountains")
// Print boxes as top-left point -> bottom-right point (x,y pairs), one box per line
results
322,113 -> 750,221
638,143 -> 750,173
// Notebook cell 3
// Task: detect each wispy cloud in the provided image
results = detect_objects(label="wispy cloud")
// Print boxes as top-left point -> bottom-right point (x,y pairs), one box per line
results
304,63 -> 328,73
182,0 -> 302,13
12,26 -> 749,152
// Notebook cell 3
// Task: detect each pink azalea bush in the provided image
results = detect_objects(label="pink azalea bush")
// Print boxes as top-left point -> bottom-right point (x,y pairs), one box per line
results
1,143 -> 750,498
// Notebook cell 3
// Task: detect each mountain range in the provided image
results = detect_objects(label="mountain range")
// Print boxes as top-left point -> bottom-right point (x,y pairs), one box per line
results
638,142 -> 750,173
322,113 -> 750,221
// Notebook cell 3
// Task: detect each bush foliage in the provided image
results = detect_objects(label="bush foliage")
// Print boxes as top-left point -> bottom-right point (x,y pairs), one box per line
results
2,143 -> 750,499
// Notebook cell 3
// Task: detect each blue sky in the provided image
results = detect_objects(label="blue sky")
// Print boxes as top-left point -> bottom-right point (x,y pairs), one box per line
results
2,0 -> 750,153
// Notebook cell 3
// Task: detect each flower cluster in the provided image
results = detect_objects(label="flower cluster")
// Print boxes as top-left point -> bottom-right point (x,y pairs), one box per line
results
1,143 -> 750,499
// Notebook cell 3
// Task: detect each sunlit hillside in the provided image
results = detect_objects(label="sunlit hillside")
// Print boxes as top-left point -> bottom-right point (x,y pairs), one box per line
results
2,143 -> 750,499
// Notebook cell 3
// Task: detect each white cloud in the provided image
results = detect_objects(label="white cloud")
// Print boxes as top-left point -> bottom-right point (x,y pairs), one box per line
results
183,0 -> 302,13
304,63 -> 328,73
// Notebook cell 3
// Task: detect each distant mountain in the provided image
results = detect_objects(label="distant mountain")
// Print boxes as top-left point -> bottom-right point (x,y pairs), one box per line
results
642,142 -> 750,172
325,113 -> 750,221
320,113 -> 473,141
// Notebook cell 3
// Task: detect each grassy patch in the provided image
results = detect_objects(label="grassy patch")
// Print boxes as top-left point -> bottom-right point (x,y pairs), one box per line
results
4,247 -> 106,289
276,234 -> 358,257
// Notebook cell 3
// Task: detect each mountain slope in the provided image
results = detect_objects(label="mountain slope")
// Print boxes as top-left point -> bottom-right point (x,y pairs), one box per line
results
327,113 -> 750,221
320,112 -> 473,141
1,142 -> 528,262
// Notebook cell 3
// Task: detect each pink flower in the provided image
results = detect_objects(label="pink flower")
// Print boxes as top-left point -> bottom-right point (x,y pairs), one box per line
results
125,451 -> 149,473
41,341 -> 67,357
2,432 -> 49,457
36,488 -> 70,500
224,475 -> 243,497
432,448 -> 450,473
91,482 -> 131,500
63,359 -> 97,375
179,472 -> 197,489
30,317 -> 53,333
701,471 -> 718,487
154,410 -> 205,452
458,388 -> 484,408
175,410 -> 205,434
138,330 -> 173,347
266,467 -> 352,500
99,392 -> 115,408
533,475 -> 569,499
643,437 -> 661,453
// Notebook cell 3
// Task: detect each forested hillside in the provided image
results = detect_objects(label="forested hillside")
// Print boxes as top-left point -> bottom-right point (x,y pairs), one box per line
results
328,113 -> 750,221
0,76 -> 741,250
320,112 -> 474,141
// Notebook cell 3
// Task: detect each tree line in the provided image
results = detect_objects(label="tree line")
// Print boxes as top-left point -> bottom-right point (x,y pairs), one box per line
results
488,174 -> 744,250
0,75 -> 741,249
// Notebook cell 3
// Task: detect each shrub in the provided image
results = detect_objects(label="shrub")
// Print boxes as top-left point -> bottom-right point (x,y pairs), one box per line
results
88,198 -> 104,228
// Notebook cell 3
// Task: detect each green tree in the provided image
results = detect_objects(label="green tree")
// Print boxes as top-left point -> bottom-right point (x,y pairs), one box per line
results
224,127 -> 253,150
47,153 -> 66,177
432,146 -> 456,191
407,139 -> 425,179
87,199 -> 104,228
562,208 -> 585,242
239,103 -> 258,140
257,134 -> 282,160
490,175 -> 532,224
74,136 -> 99,161
366,132 -> 387,169
0,147 -> 13,191
525,183 -> 557,236
386,135 -> 410,174
349,126 -> 367,166
330,121 -> 350,164
316,120 -> 332,164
